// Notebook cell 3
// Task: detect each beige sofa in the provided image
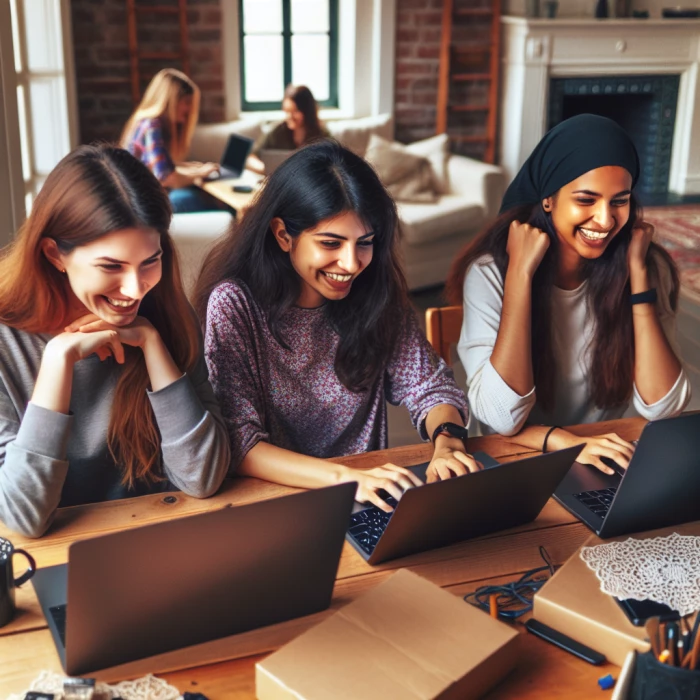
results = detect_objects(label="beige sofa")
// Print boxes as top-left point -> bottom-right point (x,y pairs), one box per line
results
172,113 -> 505,293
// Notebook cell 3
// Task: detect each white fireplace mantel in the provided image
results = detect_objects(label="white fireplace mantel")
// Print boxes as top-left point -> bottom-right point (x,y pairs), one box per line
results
499,17 -> 700,193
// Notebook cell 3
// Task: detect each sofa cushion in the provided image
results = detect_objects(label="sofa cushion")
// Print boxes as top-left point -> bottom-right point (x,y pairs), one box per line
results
365,134 -> 439,203
398,195 -> 485,246
404,134 -> 450,195
326,113 -> 393,156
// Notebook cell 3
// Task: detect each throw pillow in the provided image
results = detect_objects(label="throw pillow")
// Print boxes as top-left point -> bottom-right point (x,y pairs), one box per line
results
365,134 -> 439,203
404,133 -> 451,195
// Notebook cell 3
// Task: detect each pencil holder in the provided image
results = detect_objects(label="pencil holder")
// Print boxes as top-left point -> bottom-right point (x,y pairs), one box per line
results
630,650 -> 700,699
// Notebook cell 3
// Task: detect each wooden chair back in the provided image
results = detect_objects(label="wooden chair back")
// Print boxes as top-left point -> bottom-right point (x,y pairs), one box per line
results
425,305 -> 463,364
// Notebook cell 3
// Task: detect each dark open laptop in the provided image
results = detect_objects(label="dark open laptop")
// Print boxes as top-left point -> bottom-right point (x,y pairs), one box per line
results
32,483 -> 356,675
204,133 -> 254,181
347,445 -> 583,565
554,412 -> 700,538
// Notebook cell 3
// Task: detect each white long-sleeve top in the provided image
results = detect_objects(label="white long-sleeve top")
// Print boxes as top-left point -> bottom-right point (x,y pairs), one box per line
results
458,254 -> 692,436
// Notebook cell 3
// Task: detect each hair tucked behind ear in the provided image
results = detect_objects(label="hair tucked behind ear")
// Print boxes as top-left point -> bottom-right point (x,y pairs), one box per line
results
0,144 -> 200,487
445,194 -> 678,411
194,139 -> 410,392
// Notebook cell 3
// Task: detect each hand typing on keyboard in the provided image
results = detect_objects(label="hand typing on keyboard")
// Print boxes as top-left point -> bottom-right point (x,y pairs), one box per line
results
546,428 -> 636,476
353,464 -> 423,512
426,444 -> 483,483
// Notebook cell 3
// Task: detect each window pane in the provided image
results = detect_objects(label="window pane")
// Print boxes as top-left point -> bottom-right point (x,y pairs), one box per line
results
16,86 -> 31,181
9,0 -> 22,72
242,0 -> 283,34
29,77 -> 70,175
22,0 -> 63,72
291,35 -> 329,101
25,192 -> 33,216
244,36 -> 284,103
291,0 -> 329,33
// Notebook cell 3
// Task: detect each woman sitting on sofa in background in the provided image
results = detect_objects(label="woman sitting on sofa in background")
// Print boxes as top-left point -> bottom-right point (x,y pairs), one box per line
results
195,140 -> 478,512
246,84 -> 330,174
0,144 -> 230,538
445,114 -> 690,474
121,68 -> 226,214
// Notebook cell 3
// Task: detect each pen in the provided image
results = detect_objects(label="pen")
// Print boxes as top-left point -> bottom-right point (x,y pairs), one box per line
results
489,593 -> 499,620
667,621 -> 679,666
659,649 -> 671,664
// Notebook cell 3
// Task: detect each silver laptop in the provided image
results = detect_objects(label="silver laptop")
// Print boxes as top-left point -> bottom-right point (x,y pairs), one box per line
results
259,148 -> 292,174
32,483 -> 356,675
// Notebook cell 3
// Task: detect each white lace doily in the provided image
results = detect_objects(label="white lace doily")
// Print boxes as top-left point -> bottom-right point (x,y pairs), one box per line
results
580,532 -> 700,617
5,671 -> 181,700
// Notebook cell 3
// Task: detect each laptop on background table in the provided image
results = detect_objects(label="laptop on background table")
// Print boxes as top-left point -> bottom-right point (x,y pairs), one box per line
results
346,445 -> 584,565
204,133 -> 254,181
32,483 -> 356,676
554,412 -> 700,538
259,148 -> 293,174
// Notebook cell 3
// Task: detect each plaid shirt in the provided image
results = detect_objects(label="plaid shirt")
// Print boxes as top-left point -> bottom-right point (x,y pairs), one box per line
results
127,117 -> 175,182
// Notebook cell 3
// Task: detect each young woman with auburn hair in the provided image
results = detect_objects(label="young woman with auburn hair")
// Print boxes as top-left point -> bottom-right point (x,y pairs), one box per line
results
0,144 -> 230,538
445,114 -> 690,474
195,140 -> 477,512
121,68 -> 224,213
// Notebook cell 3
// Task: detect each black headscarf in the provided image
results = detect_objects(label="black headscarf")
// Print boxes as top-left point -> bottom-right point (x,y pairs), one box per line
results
499,114 -> 640,214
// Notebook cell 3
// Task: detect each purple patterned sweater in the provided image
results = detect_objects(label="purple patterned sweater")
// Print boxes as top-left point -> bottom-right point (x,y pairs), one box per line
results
205,281 -> 469,471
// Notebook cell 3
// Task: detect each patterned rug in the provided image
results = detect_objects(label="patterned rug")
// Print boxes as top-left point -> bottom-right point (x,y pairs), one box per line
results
645,206 -> 700,303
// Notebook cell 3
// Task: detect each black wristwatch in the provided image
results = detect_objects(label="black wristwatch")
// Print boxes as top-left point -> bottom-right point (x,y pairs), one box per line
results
431,422 -> 469,448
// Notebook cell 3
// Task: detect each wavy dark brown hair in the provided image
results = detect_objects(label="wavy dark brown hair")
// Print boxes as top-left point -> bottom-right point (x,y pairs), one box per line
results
284,84 -> 324,142
0,144 -> 200,486
194,139 -> 409,392
445,196 -> 679,411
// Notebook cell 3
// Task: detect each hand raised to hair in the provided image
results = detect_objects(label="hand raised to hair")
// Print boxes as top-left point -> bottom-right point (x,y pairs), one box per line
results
628,221 -> 654,277
506,220 -> 550,279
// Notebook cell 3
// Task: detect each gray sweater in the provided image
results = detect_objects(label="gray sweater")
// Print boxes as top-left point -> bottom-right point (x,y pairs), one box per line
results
0,323 -> 231,538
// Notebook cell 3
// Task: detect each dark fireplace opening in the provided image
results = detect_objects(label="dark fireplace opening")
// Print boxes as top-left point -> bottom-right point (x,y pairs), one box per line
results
548,75 -> 680,195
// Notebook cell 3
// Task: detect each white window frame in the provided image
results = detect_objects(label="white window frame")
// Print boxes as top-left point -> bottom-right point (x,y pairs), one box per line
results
221,0 -> 395,121
9,0 -> 78,211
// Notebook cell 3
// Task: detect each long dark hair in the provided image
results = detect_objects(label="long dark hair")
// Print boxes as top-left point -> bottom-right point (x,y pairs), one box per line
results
285,84 -> 324,141
0,144 -> 200,486
194,139 -> 409,392
445,195 -> 679,411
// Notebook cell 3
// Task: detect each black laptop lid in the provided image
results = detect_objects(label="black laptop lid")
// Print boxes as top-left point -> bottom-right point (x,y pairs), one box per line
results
367,445 -> 583,565
63,482 -> 356,675
221,134 -> 253,173
599,413 -> 700,537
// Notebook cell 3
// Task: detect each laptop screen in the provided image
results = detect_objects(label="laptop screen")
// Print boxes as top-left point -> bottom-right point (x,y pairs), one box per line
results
221,134 -> 253,171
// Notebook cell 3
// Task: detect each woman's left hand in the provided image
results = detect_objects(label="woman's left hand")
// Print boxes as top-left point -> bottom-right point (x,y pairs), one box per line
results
426,445 -> 482,483
628,221 -> 654,276
65,314 -> 157,352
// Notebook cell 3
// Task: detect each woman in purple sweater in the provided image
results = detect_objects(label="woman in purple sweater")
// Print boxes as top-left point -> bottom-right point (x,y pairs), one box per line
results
194,140 -> 477,512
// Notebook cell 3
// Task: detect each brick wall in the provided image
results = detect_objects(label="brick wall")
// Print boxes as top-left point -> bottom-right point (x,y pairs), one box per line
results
71,0 -> 224,146
394,0 -> 443,145
394,0 -> 493,159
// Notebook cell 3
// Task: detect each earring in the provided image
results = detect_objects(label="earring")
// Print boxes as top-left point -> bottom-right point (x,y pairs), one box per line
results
61,268 -> 66,273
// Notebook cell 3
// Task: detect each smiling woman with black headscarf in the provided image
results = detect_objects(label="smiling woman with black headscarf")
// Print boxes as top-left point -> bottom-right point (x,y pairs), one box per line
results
445,114 -> 691,473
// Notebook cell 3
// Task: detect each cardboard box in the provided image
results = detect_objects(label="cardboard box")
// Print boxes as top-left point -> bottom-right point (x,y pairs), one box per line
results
256,569 -> 520,700
534,521 -> 700,667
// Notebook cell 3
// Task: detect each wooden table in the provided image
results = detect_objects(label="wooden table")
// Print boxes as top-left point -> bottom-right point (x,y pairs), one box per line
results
199,169 -> 262,213
0,417 -> 647,698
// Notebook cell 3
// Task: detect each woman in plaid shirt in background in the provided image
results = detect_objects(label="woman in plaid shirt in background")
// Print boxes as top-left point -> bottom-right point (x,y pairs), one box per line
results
121,68 -> 227,214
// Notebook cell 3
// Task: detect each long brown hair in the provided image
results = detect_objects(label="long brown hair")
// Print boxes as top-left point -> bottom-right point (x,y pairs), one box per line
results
445,196 -> 679,411
120,68 -> 200,162
194,139 -> 409,392
285,84 -> 324,142
0,144 -> 200,486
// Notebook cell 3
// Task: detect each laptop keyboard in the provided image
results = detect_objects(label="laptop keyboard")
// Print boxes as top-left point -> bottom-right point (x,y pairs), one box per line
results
573,487 -> 618,518
49,604 -> 67,646
347,496 -> 398,556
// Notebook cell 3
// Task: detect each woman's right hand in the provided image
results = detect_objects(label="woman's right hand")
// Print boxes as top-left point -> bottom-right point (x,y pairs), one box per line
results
553,429 -> 636,475
506,220 -> 550,278
45,329 -> 125,365
352,464 -> 424,513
